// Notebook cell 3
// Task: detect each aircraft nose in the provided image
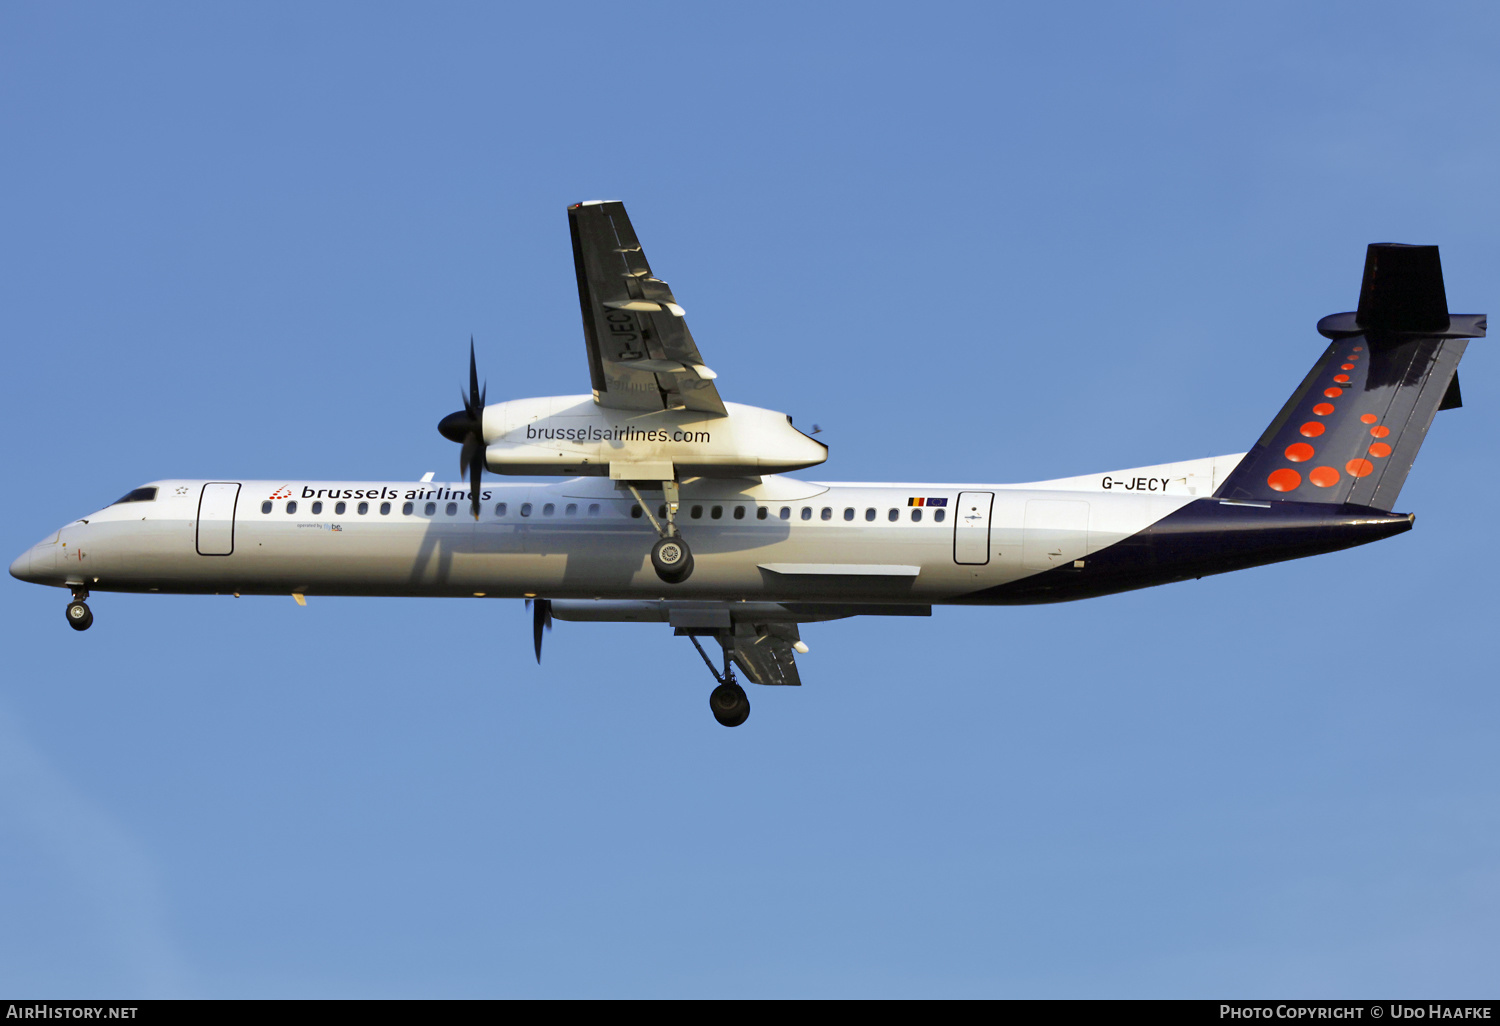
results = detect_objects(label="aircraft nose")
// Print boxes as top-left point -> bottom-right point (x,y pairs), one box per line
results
9,547 -> 35,582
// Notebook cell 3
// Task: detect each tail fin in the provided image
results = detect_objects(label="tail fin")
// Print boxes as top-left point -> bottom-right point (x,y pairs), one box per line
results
1215,244 -> 1484,509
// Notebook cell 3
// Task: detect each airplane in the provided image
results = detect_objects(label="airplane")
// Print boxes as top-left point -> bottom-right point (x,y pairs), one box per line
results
9,202 -> 1484,727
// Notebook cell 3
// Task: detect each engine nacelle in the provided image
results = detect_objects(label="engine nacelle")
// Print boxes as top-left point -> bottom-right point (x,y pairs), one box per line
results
481,396 -> 827,478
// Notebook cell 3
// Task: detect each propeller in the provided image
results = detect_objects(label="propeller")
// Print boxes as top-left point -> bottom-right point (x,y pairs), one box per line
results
437,337 -> 487,519
526,598 -> 552,663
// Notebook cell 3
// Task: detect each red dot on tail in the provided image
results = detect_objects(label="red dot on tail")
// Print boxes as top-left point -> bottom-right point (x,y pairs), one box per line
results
1309,466 -> 1341,488
1267,469 -> 1301,492
1300,421 -> 1325,437
1346,459 -> 1374,478
1369,442 -> 1392,458
1324,387 -> 1343,398
1360,414 -> 1377,424
1371,425 -> 1390,438
1313,403 -> 1335,416
1285,443 -> 1315,462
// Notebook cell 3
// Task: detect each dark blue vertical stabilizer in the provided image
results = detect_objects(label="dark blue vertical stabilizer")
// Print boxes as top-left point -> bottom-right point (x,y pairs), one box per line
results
1215,244 -> 1483,510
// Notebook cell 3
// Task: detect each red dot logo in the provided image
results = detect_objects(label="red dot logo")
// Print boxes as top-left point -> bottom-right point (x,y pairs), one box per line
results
1324,387 -> 1343,398
1370,425 -> 1390,438
1313,403 -> 1335,416
1369,442 -> 1392,458
1341,363 -> 1355,370
1309,466 -> 1341,487
1360,414 -> 1378,424
1346,459 -> 1374,478
1300,422 -> 1325,437
1284,443 -> 1315,462
1333,374 -> 1350,383
1267,469 -> 1301,492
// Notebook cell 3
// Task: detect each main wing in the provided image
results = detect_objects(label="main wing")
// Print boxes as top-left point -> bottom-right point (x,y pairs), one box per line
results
568,201 -> 727,415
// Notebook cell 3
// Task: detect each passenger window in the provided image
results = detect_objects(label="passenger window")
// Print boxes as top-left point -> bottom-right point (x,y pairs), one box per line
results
357,502 -> 369,515
820,507 -> 832,521
521,503 -> 533,517
865,508 -> 876,521
780,507 -> 791,520
380,502 -> 391,515
261,501 -> 272,514
934,508 -> 946,523
711,505 -> 723,519
888,509 -> 899,522
542,503 -> 555,516
691,505 -> 703,519
402,501 -> 413,515
757,507 -> 768,520
312,501 -> 323,515
565,503 -> 577,516
733,506 -> 746,520
588,503 -> 600,516
801,507 -> 812,521
495,502 -> 507,516
843,508 -> 854,521
446,502 -> 458,516
911,508 -> 922,522
425,502 -> 436,516
286,500 -> 297,514
335,501 -> 346,515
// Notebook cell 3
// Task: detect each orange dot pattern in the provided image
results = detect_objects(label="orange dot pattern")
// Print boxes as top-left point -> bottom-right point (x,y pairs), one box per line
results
1263,346 -> 1393,495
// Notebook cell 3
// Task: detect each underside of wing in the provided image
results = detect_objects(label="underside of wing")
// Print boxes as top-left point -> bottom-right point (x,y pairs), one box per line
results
568,201 -> 726,415
728,623 -> 803,687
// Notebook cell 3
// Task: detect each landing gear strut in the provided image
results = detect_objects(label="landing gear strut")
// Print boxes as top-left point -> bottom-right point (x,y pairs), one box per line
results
66,587 -> 93,632
626,480 -> 693,584
691,634 -> 748,727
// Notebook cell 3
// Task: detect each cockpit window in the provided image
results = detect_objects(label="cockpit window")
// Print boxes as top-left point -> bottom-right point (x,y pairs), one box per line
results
111,487 -> 158,505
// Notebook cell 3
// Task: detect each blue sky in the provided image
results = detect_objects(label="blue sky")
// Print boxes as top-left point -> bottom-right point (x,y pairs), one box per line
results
2,2 -> 1497,997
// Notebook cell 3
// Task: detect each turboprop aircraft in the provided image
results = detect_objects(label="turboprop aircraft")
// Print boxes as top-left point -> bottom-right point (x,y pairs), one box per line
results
9,202 -> 1484,726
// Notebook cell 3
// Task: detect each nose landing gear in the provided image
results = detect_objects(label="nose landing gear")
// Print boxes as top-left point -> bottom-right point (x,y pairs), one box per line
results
690,634 -> 749,727
66,588 -> 92,631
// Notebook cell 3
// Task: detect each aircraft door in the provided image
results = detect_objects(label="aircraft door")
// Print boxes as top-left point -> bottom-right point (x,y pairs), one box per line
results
196,482 -> 241,556
953,491 -> 994,565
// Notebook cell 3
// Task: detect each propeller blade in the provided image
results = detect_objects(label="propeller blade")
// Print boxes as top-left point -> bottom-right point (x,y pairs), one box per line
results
459,434 -> 479,477
529,598 -> 552,663
468,337 -> 482,415
470,445 -> 483,519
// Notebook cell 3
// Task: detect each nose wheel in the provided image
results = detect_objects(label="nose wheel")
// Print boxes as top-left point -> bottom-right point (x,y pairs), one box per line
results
66,598 -> 93,632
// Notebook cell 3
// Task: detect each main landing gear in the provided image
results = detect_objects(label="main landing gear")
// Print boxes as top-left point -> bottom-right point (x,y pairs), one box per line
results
690,635 -> 748,727
626,480 -> 694,584
66,588 -> 93,632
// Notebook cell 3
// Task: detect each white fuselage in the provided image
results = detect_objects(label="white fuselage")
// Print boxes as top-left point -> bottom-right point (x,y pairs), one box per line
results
11,456 -> 1244,604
